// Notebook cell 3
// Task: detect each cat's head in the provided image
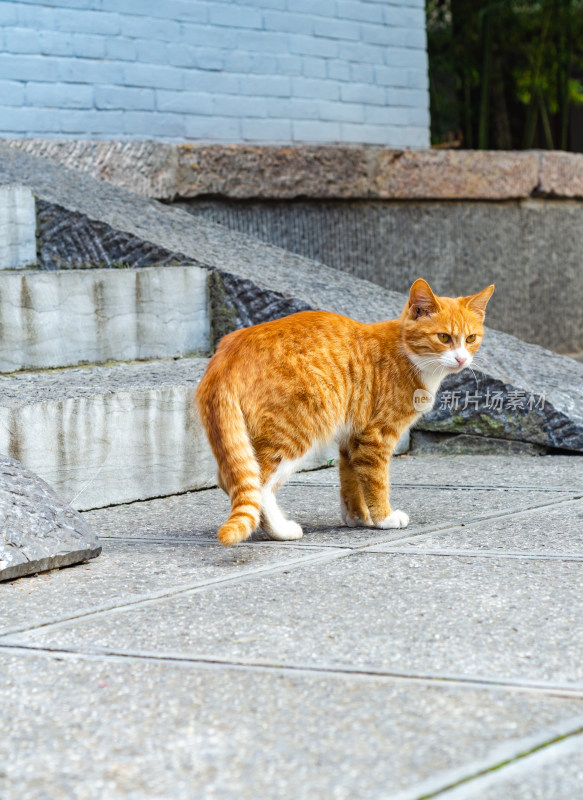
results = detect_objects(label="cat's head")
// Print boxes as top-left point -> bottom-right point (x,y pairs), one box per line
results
401,278 -> 494,375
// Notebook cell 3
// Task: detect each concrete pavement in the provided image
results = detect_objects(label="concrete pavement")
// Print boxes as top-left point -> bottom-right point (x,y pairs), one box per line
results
2,453 -> 583,799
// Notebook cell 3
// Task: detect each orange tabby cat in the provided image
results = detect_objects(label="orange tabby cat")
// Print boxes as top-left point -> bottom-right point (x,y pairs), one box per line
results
196,278 -> 494,546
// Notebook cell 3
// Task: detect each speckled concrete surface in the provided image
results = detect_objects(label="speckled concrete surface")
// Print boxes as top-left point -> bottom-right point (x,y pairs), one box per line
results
2,454 -> 583,799
0,539 -> 331,636
15,553 -> 583,685
375,498 -> 583,556
2,652 -> 582,800
83,480 -> 561,547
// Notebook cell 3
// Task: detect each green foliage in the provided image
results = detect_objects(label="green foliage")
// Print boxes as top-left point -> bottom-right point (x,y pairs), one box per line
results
427,0 -> 583,150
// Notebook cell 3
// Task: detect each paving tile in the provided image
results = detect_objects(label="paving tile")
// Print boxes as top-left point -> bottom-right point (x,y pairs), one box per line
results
375,498 -> 583,557
0,651 -> 581,800
387,454 -> 582,491
288,455 -> 582,491
276,485 -> 563,546
84,483 -> 561,548
0,539 -> 329,635
10,553 -> 583,687
468,735 -> 583,800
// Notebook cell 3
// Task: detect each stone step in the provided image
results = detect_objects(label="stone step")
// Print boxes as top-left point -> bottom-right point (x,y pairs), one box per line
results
0,357 -> 212,510
0,265 -> 210,372
1,357 -> 380,511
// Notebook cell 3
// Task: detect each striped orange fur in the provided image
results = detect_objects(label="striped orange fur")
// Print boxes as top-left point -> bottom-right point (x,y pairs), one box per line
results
196,279 -> 494,546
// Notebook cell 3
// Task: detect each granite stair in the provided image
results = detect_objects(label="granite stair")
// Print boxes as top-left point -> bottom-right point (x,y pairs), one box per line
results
0,187 -> 343,510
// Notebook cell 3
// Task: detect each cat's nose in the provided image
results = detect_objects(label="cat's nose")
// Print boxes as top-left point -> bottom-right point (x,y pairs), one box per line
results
455,354 -> 467,365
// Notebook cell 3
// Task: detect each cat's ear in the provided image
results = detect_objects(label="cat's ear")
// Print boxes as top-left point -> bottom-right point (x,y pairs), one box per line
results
407,278 -> 440,319
464,284 -> 495,318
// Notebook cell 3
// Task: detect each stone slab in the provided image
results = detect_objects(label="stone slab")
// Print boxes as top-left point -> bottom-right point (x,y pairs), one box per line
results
276,484 -> 566,546
6,139 -> 179,198
13,552 -> 583,686
82,480 -> 559,549
469,734 -> 583,800
387,453 -> 583,492
0,266 -> 210,372
0,357 -> 214,510
10,140 -> 580,201
0,538 -> 329,636
375,149 -> 540,200
0,454 -> 100,582
178,143 -> 373,199
375,498 -> 583,557
538,151 -> 583,199
0,357 -> 352,510
0,652 -> 580,800
410,431 -> 547,456
0,185 -> 36,269
0,144 -> 582,451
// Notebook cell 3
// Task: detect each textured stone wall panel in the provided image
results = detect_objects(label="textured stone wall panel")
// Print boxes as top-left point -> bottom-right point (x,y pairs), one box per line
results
177,197 -> 583,354
37,200 -> 187,270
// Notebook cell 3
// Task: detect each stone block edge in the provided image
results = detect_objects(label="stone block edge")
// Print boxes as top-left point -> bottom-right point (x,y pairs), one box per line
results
0,544 -> 102,583
5,139 -> 583,201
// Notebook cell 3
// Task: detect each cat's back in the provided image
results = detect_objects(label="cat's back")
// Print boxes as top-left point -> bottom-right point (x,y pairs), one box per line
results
198,310 -> 369,395
218,310 -> 364,360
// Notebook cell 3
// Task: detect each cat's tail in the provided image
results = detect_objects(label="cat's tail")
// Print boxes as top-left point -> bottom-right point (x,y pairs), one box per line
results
196,385 -> 261,546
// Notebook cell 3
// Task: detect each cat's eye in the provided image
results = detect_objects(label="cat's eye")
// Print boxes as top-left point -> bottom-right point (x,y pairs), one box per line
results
466,334 -> 477,343
437,333 -> 451,343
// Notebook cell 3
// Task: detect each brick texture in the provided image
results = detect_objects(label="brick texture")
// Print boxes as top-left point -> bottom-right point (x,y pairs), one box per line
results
0,0 -> 429,146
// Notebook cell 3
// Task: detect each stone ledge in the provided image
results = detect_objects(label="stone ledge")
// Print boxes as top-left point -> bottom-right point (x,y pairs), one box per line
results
0,356 -> 365,509
0,266 -> 210,372
5,139 -> 583,201
4,140 -> 179,199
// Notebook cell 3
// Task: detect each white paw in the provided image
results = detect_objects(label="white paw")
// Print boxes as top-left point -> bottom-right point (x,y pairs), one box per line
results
265,519 -> 303,541
340,497 -> 372,528
375,510 -> 409,529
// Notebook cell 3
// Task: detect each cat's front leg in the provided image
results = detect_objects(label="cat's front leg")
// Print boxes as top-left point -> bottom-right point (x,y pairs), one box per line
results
339,449 -> 373,528
349,430 -> 409,530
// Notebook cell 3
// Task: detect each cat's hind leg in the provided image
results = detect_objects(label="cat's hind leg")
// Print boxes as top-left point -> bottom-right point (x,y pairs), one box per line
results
259,458 -> 304,541
260,491 -> 303,541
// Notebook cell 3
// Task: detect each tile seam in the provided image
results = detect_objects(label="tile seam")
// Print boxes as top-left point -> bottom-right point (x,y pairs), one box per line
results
2,642 -> 583,700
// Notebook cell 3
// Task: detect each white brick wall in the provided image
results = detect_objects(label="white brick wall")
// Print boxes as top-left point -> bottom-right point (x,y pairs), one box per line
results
0,0 -> 429,147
